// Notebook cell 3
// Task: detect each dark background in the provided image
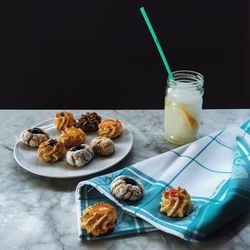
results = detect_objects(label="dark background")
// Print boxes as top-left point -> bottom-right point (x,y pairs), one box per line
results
1,0 -> 250,109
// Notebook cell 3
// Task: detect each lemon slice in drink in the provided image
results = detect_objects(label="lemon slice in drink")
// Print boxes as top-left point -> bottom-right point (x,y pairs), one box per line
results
164,103 -> 198,144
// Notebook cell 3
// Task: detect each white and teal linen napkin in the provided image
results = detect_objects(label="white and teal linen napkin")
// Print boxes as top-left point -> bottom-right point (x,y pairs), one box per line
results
76,120 -> 250,241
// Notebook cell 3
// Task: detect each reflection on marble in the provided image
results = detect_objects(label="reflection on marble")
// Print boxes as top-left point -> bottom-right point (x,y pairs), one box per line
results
0,109 -> 250,250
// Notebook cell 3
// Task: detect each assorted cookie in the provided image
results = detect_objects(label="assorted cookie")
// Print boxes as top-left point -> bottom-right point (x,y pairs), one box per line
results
66,144 -> 94,167
80,202 -> 117,237
55,111 -> 75,131
110,176 -> 144,201
76,112 -> 101,132
19,112 -> 194,238
38,139 -> 66,163
59,127 -> 86,148
81,183 -> 193,237
80,181 -> 193,237
19,111 -> 123,168
20,128 -> 49,147
98,119 -> 123,139
160,187 -> 193,218
90,136 -> 115,156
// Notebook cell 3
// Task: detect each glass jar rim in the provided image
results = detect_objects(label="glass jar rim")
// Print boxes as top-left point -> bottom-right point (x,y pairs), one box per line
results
167,70 -> 204,88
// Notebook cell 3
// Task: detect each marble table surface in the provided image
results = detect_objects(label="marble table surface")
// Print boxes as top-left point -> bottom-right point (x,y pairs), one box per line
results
1,109 -> 250,250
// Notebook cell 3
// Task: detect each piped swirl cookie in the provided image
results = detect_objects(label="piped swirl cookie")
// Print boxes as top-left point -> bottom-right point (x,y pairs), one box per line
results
38,139 -> 66,163
98,119 -> 123,139
160,187 -> 193,218
55,112 -> 75,131
80,202 -> 116,237
20,128 -> 49,147
59,127 -> 86,148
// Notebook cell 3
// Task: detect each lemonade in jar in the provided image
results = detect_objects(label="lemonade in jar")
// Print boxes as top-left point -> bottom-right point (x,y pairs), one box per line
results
164,70 -> 204,145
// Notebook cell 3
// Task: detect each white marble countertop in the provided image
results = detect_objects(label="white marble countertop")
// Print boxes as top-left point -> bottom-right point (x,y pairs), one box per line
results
1,109 -> 250,250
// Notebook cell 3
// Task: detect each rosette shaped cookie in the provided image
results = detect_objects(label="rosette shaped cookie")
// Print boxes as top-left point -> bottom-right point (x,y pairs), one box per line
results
160,187 -> 193,218
38,139 -> 66,163
90,136 -> 115,156
66,144 -> 94,167
55,112 -> 75,131
80,202 -> 116,237
59,127 -> 86,148
76,112 -> 102,132
110,176 -> 144,201
20,128 -> 49,147
98,119 -> 123,139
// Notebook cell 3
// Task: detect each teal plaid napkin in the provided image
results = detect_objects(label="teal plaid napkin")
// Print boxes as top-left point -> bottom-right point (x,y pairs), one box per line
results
76,120 -> 250,241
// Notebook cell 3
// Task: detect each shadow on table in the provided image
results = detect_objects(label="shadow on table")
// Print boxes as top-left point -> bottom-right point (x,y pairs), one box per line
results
76,209 -> 250,248
16,149 -> 135,192
160,208 -> 250,248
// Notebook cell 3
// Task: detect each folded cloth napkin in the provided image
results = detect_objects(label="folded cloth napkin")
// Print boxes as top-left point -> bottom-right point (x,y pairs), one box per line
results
76,120 -> 250,241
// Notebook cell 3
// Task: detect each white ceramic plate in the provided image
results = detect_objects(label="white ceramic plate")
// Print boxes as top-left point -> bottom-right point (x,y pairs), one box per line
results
14,115 -> 133,178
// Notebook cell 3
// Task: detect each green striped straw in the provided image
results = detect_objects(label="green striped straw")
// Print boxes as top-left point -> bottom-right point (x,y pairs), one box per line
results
140,7 -> 174,80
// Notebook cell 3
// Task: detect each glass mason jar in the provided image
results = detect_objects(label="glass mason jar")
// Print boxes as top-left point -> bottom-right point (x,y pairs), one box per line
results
164,70 -> 204,145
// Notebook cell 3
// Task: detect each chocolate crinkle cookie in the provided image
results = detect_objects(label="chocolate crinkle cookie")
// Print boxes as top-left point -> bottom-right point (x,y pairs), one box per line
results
20,128 -> 49,147
76,112 -> 102,132
110,176 -> 144,201
66,144 -> 94,167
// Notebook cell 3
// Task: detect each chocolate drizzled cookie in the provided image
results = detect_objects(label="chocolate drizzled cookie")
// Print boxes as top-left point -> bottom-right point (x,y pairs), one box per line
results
76,112 -> 102,132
